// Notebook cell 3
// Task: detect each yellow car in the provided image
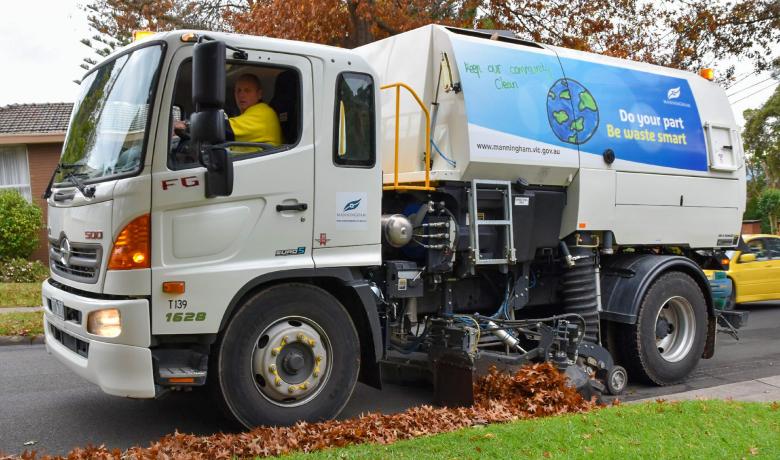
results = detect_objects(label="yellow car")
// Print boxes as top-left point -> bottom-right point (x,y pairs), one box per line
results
720,234 -> 780,306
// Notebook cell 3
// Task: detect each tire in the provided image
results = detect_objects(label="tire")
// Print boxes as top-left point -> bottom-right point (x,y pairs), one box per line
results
213,283 -> 360,428
726,279 -> 737,311
617,272 -> 708,386
605,365 -> 628,395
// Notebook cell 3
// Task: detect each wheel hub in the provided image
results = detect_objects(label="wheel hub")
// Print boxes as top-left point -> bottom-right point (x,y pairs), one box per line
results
251,317 -> 331,406
655,317 -> 671,340
283,350 -> 305,373
654,296 -> 696,363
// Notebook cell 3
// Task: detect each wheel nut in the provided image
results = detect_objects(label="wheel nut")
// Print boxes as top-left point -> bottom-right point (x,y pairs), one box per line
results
297,333 -> 305,342
268,364 -> 276,372
288,386 -> 296,394
274,377 -> 282,387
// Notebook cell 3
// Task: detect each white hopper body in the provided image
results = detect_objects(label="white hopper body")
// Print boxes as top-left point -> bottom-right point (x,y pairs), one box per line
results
356,25 -> 746,247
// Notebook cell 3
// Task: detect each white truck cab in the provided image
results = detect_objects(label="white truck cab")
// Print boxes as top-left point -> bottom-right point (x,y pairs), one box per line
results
42,26 -> 745,428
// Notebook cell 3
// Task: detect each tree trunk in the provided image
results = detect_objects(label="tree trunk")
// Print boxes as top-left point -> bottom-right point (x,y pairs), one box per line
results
346,0 -> 374,48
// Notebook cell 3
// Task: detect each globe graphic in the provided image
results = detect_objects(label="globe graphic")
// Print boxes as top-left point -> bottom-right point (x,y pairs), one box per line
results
546,78 -> 599,145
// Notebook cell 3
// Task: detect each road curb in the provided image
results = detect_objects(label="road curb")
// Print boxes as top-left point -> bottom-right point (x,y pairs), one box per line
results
0,335 -> 44,346
629,375 -> 780,404
0,306 -> 43,314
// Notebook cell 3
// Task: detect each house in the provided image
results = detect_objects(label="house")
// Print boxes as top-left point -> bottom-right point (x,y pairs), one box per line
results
0,103 -> 73,262
741,219 -> 763,235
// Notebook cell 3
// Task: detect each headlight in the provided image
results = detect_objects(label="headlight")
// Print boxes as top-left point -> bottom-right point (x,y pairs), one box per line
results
87,309 -> 121,338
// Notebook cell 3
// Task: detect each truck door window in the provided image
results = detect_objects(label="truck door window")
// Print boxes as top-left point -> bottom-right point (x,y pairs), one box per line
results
169,60 -> 302,170
333,72 -> 375,167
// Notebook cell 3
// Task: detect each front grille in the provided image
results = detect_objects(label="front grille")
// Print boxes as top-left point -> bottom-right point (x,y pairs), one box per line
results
46,298 -> 82,323
49,323 -> 89,358
49,239 -> 102,284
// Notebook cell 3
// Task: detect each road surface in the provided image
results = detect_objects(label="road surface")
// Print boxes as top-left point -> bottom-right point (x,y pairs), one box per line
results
1,302 -> 778,457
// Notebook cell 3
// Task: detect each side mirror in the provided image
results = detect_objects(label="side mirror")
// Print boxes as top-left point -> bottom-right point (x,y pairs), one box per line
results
193,40 -> 225,110
191,39 -> 232,197
202,147 -> 233,198
738,253 -> 757,263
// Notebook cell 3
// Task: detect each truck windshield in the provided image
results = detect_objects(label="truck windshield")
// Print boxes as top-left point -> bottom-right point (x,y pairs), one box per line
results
55,44 -> 163,185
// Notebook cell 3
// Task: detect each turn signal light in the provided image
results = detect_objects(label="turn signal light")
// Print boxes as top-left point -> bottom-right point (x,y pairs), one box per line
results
108,214 -> 151,270
162,281 -> 186,294
699,68 -> 715,81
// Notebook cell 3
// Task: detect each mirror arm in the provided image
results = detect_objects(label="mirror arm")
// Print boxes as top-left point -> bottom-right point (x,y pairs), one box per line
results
197,34 -> 248,60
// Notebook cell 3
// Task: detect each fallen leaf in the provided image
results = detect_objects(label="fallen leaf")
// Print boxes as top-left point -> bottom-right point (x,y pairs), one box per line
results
5,363 -> 598,460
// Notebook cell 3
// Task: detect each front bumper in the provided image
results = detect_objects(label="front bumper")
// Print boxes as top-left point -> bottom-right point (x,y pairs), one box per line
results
41,280 -> 156,398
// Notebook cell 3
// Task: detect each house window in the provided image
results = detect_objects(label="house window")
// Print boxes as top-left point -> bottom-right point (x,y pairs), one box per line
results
0,145 -> 31,201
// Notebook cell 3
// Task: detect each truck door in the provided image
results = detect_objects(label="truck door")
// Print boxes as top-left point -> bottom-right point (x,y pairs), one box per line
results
312,71 -> 382,266
149,45 -> 315,335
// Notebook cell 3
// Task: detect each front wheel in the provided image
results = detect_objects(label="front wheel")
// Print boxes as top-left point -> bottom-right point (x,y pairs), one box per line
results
214,283 -> 360,428
617,272 -> 708,385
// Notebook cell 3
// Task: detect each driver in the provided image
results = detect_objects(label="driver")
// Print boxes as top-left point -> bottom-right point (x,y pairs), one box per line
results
173,73 -> 283,147
226,73 -> 283,146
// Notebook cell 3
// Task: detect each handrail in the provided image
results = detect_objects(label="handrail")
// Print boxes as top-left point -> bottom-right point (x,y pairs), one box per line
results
380,82 -> 435,191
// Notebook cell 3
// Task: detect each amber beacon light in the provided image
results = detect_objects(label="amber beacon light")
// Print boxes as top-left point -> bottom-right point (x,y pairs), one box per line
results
108,214 -> 151,270
132,30 -> 154,42
699,68 -> 715,81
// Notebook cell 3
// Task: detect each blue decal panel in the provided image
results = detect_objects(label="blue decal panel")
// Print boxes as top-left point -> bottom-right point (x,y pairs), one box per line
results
451,38 -> 708,171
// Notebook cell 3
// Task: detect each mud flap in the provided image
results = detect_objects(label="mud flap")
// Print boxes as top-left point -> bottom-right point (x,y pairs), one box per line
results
431,349 -> 475,408
702,315 -> 717,359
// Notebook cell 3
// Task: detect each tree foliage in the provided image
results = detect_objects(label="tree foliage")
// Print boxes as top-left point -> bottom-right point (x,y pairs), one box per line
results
81,0 -> 779,80
80,0 -> 247,71
0,191 -> 42,260
478,0 -> 780,80
743,84 -> 780,190
757,188 -> 780,234
229,0 -> 480,48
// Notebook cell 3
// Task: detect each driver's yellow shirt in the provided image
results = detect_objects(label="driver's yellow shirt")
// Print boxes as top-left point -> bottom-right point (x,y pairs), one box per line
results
228,102 -> 283,146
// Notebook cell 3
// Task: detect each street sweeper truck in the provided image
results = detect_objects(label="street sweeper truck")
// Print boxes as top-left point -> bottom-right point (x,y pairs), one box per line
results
41,25 -> 745,428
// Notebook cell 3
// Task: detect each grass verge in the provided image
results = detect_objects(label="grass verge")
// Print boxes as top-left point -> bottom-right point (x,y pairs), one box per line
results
0,311 -> 44,336
285,400 -> 780,459
0,283 -> 42,307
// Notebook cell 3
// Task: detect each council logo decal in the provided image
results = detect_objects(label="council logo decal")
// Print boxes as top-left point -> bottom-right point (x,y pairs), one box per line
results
343,199 -> 362,212
336,192 -> 368,231
667,87 -> 681,100
546,78 -> 599,145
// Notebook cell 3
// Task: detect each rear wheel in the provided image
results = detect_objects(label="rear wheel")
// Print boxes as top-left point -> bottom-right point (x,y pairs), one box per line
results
214,283 -> 360,428
618,272 -> 707,385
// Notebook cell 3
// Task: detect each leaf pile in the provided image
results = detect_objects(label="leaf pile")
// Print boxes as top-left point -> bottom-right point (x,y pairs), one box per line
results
4,363 -> 596,460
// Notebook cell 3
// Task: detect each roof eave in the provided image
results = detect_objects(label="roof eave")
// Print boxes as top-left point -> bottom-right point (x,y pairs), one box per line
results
0,132 -> 66,145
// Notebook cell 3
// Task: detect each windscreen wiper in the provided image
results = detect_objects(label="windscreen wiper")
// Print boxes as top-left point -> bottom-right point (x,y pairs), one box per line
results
65,171 -> 96,198
42,163 -> 81,199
